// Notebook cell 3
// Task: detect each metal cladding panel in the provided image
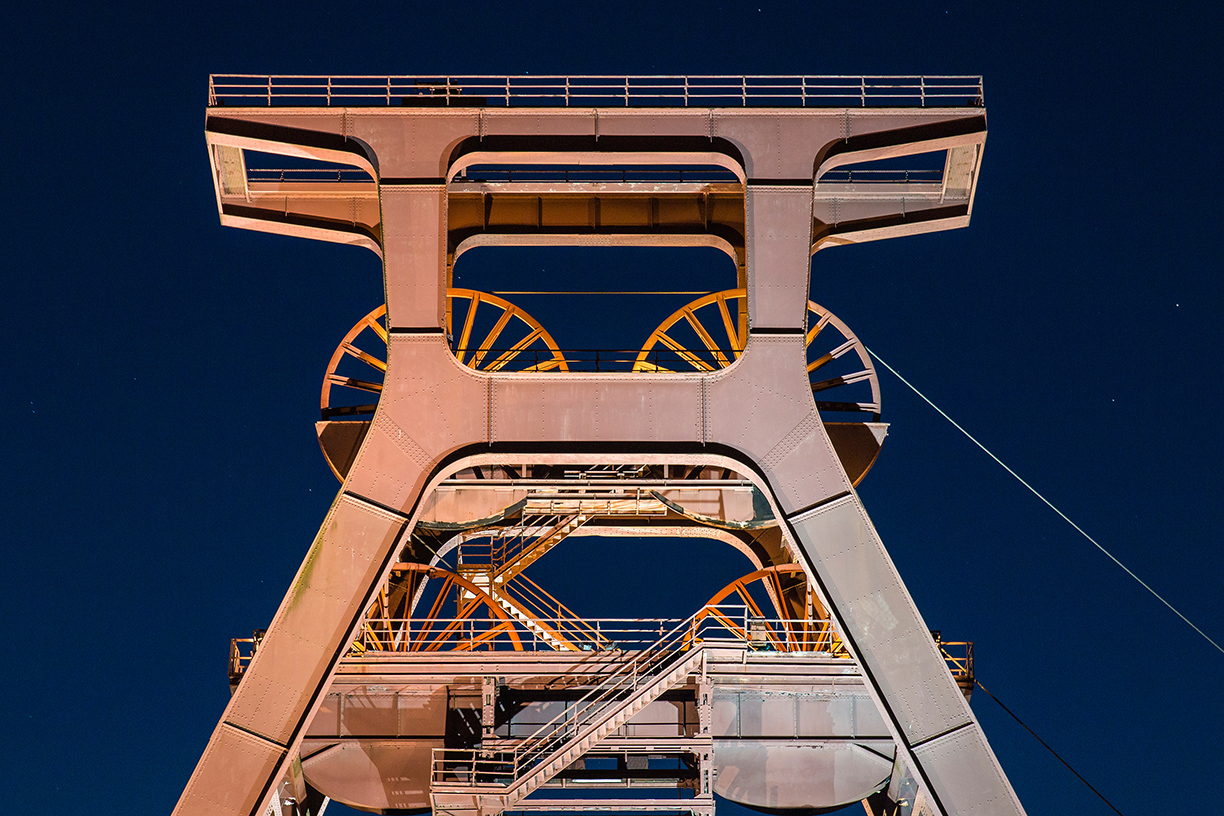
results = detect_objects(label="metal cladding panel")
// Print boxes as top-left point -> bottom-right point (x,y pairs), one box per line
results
338,693 -> 402,737
381,186 -> 447,331
352,111 -> 481,178
795,691 -> 886,738
420,485 -> 529,524
594,108 -> 713,138
813,197 -> 957,226
913,727 -> 1026,816
205,111 -> 373,173
481,109 -> 598,137
225,496 -> 408,744
788,497 -> 970,745
713,110 -> 841,178
745,185 -> 813,330
837,109 -> 983,150
306,695 -> 341,737
713,741 -> 892,811
345,336 -> 488,511
302,740 -> 437,812
174,722 -> 285,816
707,336 -> 847,514
715,688 -> 890,740
490,376 -> 703,443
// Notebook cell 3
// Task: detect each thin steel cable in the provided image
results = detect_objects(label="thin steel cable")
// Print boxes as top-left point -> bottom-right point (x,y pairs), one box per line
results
866,347 -> 1224,658
974,679 -> 1124,816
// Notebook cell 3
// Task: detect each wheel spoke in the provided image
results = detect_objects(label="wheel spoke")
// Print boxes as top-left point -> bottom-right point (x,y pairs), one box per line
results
455,292 -> 481,366
363,313 -> 389,344
682,308 -> 731,367
342,341 -> 387,372
811,369 -> 873,393
656,331 -> 716,371
325,373 -> 383,393
472,306 -> 516,367
805,310 -> 833,345
814,400 -> 880,413
716,292 -> 742,357
485,327 -> 544,371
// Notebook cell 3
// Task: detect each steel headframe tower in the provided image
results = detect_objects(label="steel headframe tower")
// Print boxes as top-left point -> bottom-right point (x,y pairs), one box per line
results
181,75 -> 1023,816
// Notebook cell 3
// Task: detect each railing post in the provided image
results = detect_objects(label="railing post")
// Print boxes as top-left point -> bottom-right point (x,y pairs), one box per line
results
860,76 -> 866,107
684,75 -> 689,107
624,76 -> 629,106
327,76 -> 332,106
741,76 -> 747,106
919,75 -> 926,107
505,76 -> 510,106
565,75 -> 570,106
267,75 -> 272,107
386,76 -> 390,106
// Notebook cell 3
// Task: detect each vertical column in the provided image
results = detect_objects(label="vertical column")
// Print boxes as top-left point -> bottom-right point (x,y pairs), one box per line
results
744,184 -> 814,332
381,184 -> 448,331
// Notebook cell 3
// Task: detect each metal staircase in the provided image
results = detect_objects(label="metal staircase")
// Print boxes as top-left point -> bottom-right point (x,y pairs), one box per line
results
430,613 -> 738,815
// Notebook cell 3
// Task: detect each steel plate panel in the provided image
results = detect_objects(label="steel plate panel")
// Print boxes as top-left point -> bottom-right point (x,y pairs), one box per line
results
339,693 -> 401,737
302,739 -> 438,812
745,185 -> 812,330
713,110 -> 843,178
345,336 -> 488,512
707,336 -> 848,513
490,377 -> 703,443
789,497 -> 970,744
225,496 -> 407,743
713,740 -> 891,811
913,726 -> 1026,816
174,723 -> 284,816
593,109 -> 712,139
306,695 -> 341,737
381,187 -> 447,331
481,109 -> 597,137
712,696 -> 739,737
355,111 -> 481,178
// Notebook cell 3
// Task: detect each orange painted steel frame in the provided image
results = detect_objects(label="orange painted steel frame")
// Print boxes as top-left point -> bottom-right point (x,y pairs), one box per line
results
183,84 -> 1021,816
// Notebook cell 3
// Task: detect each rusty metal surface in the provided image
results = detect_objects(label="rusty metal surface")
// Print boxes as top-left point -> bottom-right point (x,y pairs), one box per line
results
178,80 -> 1017,816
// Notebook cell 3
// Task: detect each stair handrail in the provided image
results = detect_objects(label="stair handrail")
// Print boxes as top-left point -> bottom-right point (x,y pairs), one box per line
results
507,604 -> 748,778
494,512 -> 586,582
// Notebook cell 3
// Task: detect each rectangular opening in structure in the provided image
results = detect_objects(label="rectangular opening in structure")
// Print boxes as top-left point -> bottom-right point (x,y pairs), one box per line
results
449,246 -> 741,373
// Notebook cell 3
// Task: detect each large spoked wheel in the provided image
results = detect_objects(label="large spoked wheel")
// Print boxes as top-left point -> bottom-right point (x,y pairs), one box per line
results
447,288 -> 570,373
317,293 -> 568,480
634,290 -> 880,422
354,563 -> 526,653
320,304 -> 389,421
695,564 -> 845,654
633,288 -> 749,372
322,292 -> 569,422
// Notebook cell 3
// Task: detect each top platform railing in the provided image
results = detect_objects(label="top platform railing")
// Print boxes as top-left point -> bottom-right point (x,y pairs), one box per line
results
208,75 -> 984,109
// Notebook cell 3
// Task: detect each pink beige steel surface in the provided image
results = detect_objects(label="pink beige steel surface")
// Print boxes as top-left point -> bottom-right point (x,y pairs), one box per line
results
181,75 -> 1022,816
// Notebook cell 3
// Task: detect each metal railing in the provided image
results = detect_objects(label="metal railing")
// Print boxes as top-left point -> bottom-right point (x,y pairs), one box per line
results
817,168 -> 944,184
431,607 -> 750,789
209,75 -> 984,109
353,604 -> 843,654
452,347 -> 739,373
457,167 -> 740,184
228,629 -> 265,683
245,168 -> 374,183
935,637 -> 975,686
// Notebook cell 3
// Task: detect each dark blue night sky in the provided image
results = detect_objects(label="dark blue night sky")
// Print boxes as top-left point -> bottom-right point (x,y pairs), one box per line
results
3,2 -> 1222,814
